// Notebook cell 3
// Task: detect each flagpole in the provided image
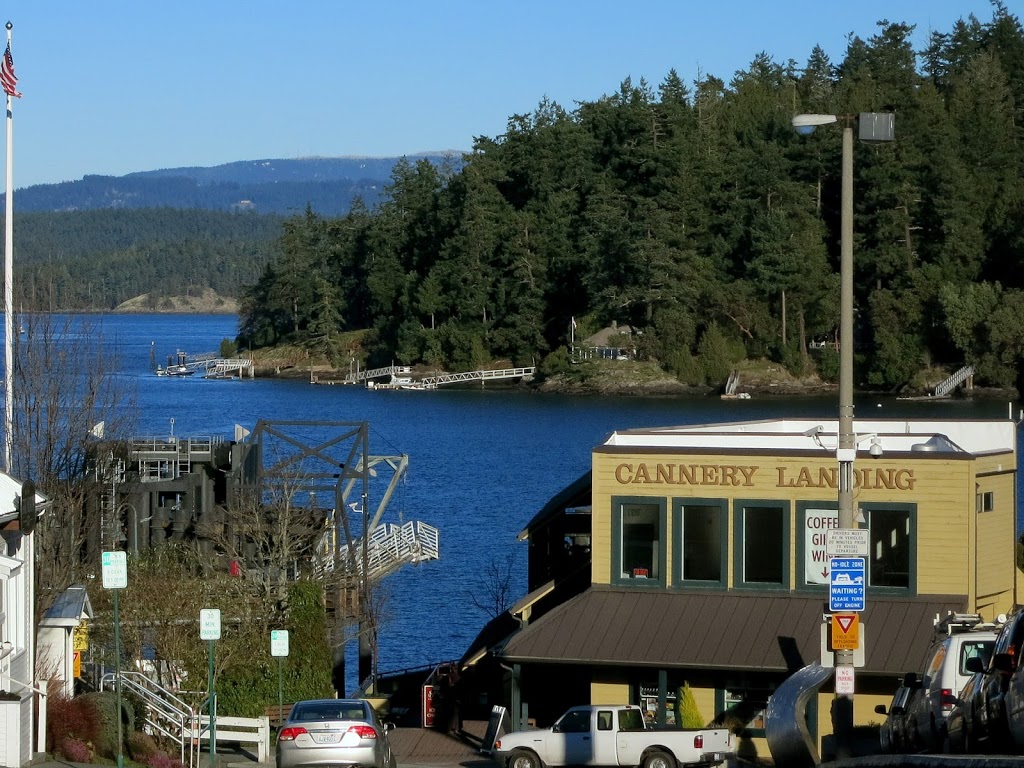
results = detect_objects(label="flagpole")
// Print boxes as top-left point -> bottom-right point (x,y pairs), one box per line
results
3,20 -> 13,473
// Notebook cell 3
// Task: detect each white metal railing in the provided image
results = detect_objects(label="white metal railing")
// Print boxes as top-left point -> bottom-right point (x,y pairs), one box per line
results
420,367 -> 535,388
200,358 -> 254,378
101,671 -> 196,768
935,365 -> 975,397
316,520 -> 440,579
101,672 -> 270,765
341,365 -> 411,384
724,371 -> 740,396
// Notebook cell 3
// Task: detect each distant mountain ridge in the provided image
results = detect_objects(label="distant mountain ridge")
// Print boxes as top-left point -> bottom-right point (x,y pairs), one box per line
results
8,152 -> 462,216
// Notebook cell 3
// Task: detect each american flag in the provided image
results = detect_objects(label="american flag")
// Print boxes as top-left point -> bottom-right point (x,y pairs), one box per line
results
1,43 -> 21,99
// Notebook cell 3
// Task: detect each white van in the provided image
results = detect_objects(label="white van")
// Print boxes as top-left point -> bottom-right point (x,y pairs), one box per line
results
905,613 -> 1000,752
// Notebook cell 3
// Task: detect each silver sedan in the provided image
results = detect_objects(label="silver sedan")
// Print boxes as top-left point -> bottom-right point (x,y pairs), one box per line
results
275,699 -> 396,768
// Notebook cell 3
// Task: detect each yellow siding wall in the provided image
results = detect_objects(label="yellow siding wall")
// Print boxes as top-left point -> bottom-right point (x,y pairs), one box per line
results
592,449 -> 1013,602
976,471 -> 1016,606
590,680 -> 630,705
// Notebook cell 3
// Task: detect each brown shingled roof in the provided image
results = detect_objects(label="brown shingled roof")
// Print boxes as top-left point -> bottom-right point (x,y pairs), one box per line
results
498,586 -> 964,675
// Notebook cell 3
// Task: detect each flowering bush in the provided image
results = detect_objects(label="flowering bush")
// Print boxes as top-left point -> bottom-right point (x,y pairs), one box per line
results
145,751 -> 185,768
57,737 -> 94,762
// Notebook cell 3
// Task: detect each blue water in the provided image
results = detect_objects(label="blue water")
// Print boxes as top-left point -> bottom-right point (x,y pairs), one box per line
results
65,315 -> 1024,687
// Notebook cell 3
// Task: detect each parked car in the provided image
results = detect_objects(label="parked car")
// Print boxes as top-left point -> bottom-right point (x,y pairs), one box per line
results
875,673 -> 918,753
997,610 -> 1024,751
492,705 -> 734,768
275,698 -> 396,768
946,670 -> 987,754
971,609 -> 1024,752
904,612 -> 999,752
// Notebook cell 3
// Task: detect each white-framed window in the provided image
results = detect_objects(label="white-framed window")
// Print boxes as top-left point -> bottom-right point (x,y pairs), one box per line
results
976,491 -> 994,513
0,556 -> 23,653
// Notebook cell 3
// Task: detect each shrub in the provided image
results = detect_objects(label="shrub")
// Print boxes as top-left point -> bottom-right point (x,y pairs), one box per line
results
538,347 -> 573,378
47,692 -> 101,754
219,337 -> 239,358
79,691 -> 131,759
57,737 -> 94,762
696,324 -> 737,386
815,346 -> 839,383
674,683 -> 704,728
127,730 -> 159,761
145,751 -> 186,768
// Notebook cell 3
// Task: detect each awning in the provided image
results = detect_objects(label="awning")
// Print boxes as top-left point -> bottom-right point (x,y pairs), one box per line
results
498,585 -> 965,676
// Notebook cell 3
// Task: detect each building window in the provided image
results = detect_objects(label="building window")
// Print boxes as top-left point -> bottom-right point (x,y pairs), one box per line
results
976,491 -> 994,513
716,686 -> 773,735
863,503 -> 914,590
674,499 -> 726,586
734,501 -> 790,588
613,497 -> 666,586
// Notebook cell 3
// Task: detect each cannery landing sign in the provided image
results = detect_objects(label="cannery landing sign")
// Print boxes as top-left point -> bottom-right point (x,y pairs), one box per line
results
613,463 -> 917,491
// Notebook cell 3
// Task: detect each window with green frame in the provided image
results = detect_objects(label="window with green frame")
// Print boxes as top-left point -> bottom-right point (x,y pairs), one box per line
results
674,498 -> 727,586
733,501 -> 790,588
795,502 -> 915,593
864,503 -> 914,590
612,497 -> 666,586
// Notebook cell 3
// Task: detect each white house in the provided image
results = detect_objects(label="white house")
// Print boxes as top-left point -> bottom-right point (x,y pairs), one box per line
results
0,472 -> 45,767
37,586 -> 92,699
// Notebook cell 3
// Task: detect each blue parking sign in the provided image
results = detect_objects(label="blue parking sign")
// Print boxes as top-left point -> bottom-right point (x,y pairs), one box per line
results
829,557 -> 865,612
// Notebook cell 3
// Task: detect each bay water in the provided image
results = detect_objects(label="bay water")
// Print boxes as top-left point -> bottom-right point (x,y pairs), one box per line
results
74,314 -> 1022,687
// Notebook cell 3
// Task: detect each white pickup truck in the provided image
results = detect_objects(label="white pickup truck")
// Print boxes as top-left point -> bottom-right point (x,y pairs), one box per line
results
492,705 -> 734,768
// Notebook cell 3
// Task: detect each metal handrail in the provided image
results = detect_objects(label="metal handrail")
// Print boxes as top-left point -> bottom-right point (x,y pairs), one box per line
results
101,671 -> 196,768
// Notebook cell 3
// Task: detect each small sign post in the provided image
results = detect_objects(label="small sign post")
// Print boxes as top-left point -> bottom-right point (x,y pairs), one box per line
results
101,551 -> 127,768
200,609 -> 221,767
270,630 -> 289,727
835,665 -> 855,695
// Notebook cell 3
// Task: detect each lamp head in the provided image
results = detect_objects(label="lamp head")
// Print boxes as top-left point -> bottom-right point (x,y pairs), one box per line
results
792,113 -> 839,135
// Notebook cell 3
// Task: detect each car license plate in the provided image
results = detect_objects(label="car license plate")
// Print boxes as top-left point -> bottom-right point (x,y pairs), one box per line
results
311,732 -> 341,744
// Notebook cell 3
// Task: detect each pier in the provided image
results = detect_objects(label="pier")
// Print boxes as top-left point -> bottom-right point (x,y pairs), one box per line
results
338,364 -> 534,389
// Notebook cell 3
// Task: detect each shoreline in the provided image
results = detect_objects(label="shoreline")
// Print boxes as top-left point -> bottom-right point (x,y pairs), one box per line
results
251,360 -> 1018,401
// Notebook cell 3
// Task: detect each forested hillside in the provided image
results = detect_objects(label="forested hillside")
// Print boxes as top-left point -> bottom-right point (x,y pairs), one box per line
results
9,154 -> 459,216
11,209 -> 283,310
238,7 -> 1024,392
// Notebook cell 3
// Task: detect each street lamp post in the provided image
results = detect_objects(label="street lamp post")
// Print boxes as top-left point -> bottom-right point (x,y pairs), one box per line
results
793,111 -> 893,758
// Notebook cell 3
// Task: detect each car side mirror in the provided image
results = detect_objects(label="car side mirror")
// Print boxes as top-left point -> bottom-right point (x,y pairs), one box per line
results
384,722 -> 395,732
965,656 -> 985,674
993,653 -> 1015,674
874,704 -> 888,715
551,724 -> 560,734
902,672 -> 919,688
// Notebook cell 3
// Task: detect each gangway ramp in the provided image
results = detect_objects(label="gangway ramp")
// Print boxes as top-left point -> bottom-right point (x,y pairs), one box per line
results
342,365 -> 412,385
419,366 -> 535,389
316,520 -> 439,580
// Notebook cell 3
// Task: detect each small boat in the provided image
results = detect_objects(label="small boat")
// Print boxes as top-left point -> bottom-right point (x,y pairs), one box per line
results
156,365 -> 195,377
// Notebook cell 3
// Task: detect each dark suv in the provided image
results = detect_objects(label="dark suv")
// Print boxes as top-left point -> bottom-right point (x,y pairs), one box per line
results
968,609 -> 1024,751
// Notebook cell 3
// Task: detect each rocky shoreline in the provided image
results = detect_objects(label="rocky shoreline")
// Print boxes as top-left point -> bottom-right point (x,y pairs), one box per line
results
251,355 -> 1017,401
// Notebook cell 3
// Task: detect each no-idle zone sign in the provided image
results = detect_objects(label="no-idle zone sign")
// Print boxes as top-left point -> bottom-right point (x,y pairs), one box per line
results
831,613 -> 860,650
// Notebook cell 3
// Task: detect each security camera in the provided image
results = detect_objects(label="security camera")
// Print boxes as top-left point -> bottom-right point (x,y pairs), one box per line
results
869,437 -> 883,458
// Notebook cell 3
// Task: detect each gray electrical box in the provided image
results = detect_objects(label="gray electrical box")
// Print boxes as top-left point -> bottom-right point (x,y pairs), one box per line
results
859,112 -> 895,142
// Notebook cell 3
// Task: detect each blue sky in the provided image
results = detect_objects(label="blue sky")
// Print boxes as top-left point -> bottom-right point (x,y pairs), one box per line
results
3,0 -> 1005,188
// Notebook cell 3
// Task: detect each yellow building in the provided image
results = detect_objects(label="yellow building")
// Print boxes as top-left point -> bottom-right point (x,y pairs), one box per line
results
491,417 -> 1018,760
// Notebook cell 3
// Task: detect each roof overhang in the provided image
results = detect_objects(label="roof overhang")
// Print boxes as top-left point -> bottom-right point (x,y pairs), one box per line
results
498,586 -> 965,676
